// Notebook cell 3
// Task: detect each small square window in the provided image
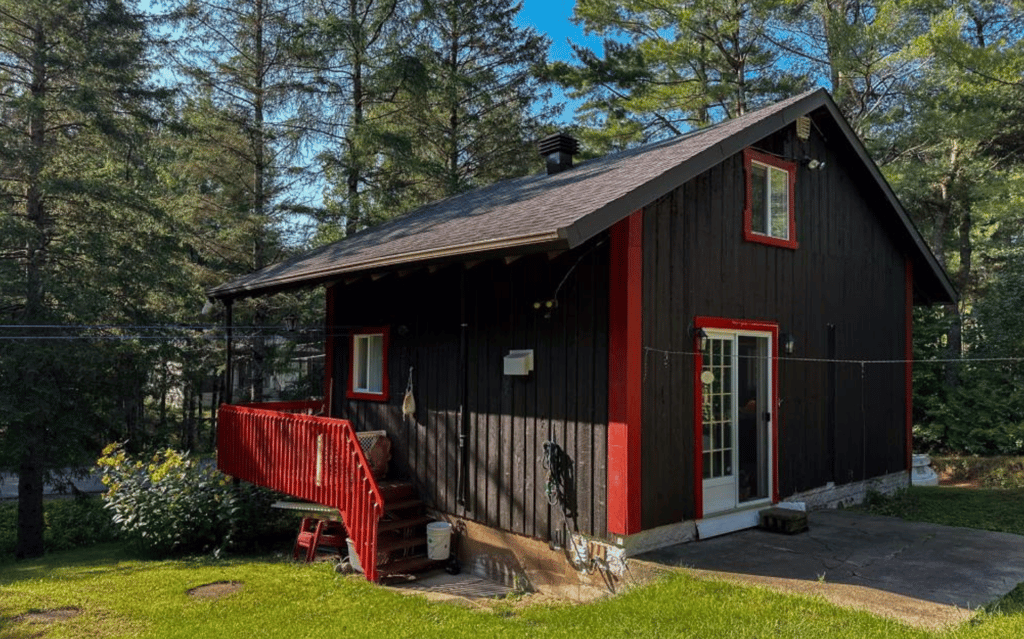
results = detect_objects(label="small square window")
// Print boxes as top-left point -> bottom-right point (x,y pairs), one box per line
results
347,327 -> 389,401
744,149 -> 798,249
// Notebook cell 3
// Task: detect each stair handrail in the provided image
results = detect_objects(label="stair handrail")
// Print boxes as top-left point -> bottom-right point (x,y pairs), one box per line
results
217,404 -> 385,582
333,417 -> 385,582
238,400 -> 325,414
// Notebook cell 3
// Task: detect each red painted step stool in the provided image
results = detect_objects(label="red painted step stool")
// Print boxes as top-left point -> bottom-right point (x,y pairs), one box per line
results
293,518 -> 347,562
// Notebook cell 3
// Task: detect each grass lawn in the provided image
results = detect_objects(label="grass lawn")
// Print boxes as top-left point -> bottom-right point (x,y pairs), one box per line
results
4,485 -> 1024,638
0,540 -> 1022,639
863,486 -> 1024,536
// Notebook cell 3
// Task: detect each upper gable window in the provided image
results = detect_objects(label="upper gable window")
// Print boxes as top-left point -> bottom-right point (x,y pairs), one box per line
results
743,149 -> 798,250
347,326 -> 390,401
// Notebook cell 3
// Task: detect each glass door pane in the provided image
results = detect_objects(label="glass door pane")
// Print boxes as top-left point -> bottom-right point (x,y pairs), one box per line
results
701,336 -> 734,480
737,335 -> 769,503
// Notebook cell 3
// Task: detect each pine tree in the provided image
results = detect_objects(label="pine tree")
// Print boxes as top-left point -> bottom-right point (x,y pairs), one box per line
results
293,0 -> 409,237
166,0 -> 314,401
368,0 -> 554,213
550,0 -> 806,149
0,0 -> 164,558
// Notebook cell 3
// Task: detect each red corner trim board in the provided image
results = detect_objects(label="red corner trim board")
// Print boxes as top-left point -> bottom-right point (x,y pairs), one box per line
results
607,210 -> 643,536
905,257 -> 914,472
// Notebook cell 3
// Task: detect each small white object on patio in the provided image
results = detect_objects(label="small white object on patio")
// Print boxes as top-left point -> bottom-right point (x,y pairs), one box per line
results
911,454 -> 939,486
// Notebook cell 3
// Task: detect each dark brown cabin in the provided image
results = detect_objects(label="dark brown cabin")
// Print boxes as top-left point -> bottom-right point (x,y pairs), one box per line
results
209,89 -> 956,582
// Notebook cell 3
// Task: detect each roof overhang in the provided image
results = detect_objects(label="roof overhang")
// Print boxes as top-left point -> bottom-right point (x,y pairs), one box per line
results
207,231 -> 568,301
208,89 -> 956,306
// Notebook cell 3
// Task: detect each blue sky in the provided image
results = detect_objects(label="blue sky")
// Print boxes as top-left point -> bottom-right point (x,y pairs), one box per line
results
515,0 -> 602,62
515,0 -> 605,122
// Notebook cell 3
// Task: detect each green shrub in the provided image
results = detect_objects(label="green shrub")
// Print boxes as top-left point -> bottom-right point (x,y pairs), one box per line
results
44,495 -> 119,551
227,482 -> 298,555
97,443 -> 238,556
927,455 -> 1024,489
0,495 -> 118,559
0,501 -> 15,558
97,443 -> 296,557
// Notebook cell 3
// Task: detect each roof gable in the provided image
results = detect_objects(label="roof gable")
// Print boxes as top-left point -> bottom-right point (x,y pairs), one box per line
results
209,89 -> 955,304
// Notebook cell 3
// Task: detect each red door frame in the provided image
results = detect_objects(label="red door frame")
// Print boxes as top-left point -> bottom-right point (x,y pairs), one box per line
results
692,316 -> 780,520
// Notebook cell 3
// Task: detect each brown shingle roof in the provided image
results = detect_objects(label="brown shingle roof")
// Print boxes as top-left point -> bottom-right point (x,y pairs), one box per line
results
208,89 -> 956,304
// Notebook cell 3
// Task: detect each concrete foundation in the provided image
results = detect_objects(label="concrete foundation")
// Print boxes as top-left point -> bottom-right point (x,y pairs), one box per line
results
783,470 -> 910,510
444,517 -> 619,600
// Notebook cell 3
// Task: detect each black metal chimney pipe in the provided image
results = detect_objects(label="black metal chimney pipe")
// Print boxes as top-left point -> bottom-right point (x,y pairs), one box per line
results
538,133 -> 579,175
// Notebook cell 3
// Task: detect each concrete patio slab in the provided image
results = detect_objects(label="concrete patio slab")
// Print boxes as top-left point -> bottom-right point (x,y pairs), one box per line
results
632,510 -> 1024,630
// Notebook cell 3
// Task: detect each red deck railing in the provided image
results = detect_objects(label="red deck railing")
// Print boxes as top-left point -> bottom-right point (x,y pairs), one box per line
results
238,400 -> 324,414
217,404 -> 385,582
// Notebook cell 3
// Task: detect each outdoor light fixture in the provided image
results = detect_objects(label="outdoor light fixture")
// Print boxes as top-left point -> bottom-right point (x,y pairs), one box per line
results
693,327 -> 709,351
803,157 -> 826,171
283,314 -> 299,332
783,333 -> 796,355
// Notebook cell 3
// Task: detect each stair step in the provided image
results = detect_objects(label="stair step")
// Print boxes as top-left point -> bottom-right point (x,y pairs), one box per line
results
378,515 -> 434,534
384,498 -> 423,513
377,555 -> 445,580
377,480 -> 416,501
377,535 -> 428,554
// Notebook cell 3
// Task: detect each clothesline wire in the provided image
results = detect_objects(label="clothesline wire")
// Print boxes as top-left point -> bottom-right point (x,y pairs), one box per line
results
0,328 -> 1022,366
642,346 -> 1024,366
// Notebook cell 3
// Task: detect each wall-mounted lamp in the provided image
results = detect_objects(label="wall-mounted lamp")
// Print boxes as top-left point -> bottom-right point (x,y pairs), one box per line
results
802,157 -> 826,171
782,333 -> 796,355
693,327 -> 709,351
283,314 -> 299,332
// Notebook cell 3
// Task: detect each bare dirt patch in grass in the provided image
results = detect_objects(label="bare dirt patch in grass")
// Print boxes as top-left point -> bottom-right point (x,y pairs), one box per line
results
187,581 -> 244,599
13,606 -> 82,624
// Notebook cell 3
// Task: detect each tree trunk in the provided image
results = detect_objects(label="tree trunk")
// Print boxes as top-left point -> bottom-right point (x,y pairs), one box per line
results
16,19 -> 50,560
249,0 -> 268,403
945,203 -> 973,388
16,446 -> 45,560
345,0 -> 365,237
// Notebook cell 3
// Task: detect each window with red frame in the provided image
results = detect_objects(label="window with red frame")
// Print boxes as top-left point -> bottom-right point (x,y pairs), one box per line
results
347,327 -> 389,401
743,149 -> 798,249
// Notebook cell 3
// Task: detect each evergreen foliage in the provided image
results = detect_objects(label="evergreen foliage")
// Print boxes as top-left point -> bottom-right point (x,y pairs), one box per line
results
0,0 -> 167,559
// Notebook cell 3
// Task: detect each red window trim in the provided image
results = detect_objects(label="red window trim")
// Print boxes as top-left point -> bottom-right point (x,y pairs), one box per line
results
346,326 -> 390,402
692,315 -> 780,520
743,148 -> 798,250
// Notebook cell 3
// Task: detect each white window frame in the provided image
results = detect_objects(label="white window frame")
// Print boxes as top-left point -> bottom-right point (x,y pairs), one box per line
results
348,327 -> 389,401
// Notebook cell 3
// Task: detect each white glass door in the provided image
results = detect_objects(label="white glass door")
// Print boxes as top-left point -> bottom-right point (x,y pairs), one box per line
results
701,331 -> 772,515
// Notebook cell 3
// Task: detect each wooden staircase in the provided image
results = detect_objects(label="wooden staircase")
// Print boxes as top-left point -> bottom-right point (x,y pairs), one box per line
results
373,480 -> 446,580
218,404 -> 447,582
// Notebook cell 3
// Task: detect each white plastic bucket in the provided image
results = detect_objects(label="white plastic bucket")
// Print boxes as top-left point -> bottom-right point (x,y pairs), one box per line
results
346,538 -> 363,573
426,521 -> 452,560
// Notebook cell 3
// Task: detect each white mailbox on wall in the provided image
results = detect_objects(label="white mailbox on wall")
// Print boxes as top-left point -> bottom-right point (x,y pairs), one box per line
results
503,349 -> 534,376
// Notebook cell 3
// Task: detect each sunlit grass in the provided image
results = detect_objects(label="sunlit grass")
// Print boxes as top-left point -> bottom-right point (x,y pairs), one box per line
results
5,543 -> 1024,638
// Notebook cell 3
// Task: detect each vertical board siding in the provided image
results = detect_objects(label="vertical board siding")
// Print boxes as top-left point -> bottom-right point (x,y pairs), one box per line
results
642,122 -> 911,528
329,245 -> 609,541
